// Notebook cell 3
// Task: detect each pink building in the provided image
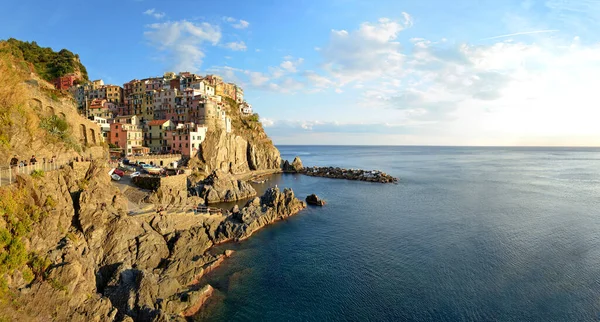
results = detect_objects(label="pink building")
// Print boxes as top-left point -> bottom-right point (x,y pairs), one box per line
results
165,123 -> 208,157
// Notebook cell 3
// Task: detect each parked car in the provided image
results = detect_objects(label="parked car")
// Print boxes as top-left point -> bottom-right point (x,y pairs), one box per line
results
110,174 -> 121,181
130,171 -> 141,178
141,164 -> 153,169
113,169 -> 125,177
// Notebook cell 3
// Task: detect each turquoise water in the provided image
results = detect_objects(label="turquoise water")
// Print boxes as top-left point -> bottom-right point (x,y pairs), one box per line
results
196,146 -> 600,321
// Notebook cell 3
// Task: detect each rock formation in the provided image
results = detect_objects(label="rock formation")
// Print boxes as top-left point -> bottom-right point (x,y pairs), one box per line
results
303,166 -> 398,183
306,194 -> 326,206
191,127 -> 281,175
283,156 -> 304,173
191,169 -> 257,204
216,187 -> 307,241
0,160 -> 306,321
282,156 -> 399,183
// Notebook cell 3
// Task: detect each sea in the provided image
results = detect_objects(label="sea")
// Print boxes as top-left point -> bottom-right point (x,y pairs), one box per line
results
195,146 -> 600,322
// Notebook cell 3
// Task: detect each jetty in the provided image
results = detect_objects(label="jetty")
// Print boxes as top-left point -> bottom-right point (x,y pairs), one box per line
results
302,166 -> 398,183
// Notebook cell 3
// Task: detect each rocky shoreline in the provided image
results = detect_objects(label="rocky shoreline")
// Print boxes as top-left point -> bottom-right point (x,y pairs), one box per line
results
284,156 -> 398,183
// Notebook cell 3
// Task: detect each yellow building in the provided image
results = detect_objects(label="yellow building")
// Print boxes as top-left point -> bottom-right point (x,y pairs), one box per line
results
105,85 -> 123,105
142,90 -> 156,121
223,83 -> 236,101
144,119 -> 174,152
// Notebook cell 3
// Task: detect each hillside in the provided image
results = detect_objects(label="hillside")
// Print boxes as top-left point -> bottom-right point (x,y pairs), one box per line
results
0,41 -> 103,164
1,38 -> 89,83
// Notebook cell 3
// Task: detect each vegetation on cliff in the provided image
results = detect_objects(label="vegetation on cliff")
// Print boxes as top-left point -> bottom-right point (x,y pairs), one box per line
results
0,41 -> 95,162
0,184 -> 50,294
0,38 -> 89,82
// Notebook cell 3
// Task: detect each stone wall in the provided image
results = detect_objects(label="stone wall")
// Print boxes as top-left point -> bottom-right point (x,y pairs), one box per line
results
132,174 -> 187,192
128,155 -> 181,167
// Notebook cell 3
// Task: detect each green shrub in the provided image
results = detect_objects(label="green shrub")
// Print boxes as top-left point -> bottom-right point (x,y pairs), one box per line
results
28,254 -> 51,280
44,195 -> 56,208
0,187 -> 49,289
30,169 -> 44,179
1,39 -> 89,82
40,115 -> 69,140
78,179 -> 89,191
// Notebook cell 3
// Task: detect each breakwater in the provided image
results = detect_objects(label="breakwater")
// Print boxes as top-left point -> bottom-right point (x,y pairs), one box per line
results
302,166 -> 398,183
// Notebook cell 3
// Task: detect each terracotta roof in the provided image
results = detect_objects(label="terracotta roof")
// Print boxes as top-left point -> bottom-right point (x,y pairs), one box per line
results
148,119 -> 168,126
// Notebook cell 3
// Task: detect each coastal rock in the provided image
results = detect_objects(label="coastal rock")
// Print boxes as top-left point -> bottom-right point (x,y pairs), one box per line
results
306,194 -> 326,206
303,166 -> 398,183
191,127 -> 281,175
192,169 -> 256,204
283,156 -> 304,173
215,187 -> 306,242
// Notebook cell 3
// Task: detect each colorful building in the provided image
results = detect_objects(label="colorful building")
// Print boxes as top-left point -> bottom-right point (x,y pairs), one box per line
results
109,122 -> 143,156
235,85 -> 244,103
144,119 -> 174,153
166,123 -> 208,157
87,99 -> 113,119
88,116 -> 111,142
105,85 -> 123,105
52,74 -> 78,90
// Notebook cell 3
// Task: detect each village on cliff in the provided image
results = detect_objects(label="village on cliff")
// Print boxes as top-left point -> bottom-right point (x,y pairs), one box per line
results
53,72 -> 253,158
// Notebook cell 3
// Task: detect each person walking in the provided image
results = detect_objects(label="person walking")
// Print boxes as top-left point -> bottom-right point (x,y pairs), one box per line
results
30,155 -> 37,166
10,155 -> 18,168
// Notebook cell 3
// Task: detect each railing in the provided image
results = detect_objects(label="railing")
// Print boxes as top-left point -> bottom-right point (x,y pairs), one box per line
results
0,158 -> 74,187
128,204 -> 223,216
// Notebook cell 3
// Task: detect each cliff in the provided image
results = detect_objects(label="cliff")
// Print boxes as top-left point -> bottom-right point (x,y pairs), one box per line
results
0,161 -> 305,321
190,98 -> 281,175
0,41 -> 104,163
0,40 -> 305,321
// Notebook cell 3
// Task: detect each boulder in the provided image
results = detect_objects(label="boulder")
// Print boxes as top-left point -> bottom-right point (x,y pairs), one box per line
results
291,157 -> 303,172
306,194 -> 326,206
193,170 -> 256,204
283,156 -> 304,173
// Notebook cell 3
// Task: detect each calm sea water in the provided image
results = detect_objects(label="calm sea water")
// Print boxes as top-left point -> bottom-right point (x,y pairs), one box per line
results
196,146 -> 600,322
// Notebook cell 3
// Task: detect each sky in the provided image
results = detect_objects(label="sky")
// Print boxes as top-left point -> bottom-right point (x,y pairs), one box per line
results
1,0 -> 600,146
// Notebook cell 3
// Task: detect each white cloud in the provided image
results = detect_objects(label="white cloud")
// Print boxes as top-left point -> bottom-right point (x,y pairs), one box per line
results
248,71 -> 269,87
280,57 -> 304,73
144,20 -> 221,72
143,8 -> 165,19
234,20 -> 250,29
321,16 -> 412,85
223,16 -> 250,29
224,41 -> 247,51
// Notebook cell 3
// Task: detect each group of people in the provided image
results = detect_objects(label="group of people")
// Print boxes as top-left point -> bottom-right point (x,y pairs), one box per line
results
9,155 -> 57,168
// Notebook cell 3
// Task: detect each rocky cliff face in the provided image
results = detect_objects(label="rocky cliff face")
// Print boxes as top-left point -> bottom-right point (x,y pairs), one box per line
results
0,161 -> 305,321
191,169 -> 256,204
192,127 -> 281,175
189,98 -> 281,176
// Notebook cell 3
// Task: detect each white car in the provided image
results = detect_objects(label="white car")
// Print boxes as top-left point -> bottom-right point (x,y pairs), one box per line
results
130,172 -> 141,178
110,174 -> 121,181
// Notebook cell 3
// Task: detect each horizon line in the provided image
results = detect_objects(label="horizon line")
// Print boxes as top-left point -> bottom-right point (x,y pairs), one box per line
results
275,144 -> 600,148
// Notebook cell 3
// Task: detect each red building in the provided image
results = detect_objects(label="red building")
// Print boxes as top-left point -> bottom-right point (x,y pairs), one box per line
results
52,74 -> 78,90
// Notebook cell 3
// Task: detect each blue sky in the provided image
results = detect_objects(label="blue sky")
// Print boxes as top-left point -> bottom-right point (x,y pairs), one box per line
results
2,0 -> 600,146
